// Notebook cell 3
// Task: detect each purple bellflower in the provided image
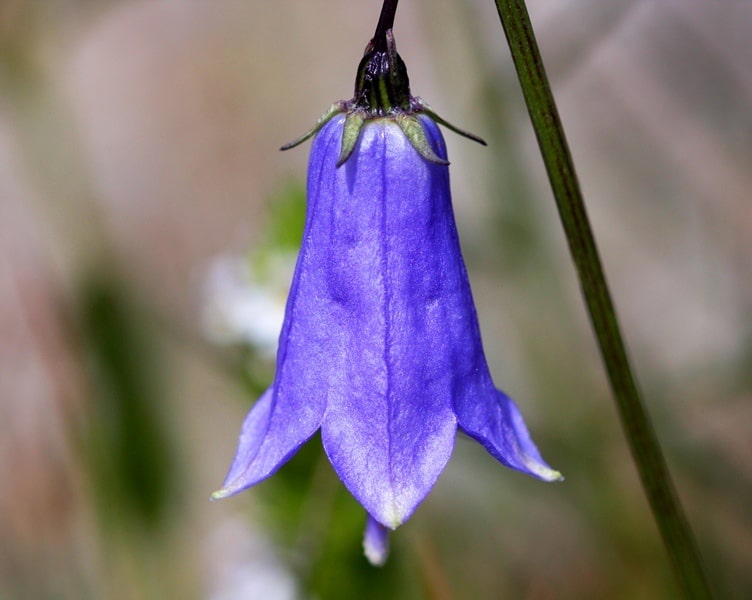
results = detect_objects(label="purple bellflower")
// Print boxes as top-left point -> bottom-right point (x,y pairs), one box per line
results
212,21 -> 561,566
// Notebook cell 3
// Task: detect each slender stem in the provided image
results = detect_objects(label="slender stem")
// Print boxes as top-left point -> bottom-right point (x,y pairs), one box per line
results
491,1 -> 711,597
373,0 -> 400,50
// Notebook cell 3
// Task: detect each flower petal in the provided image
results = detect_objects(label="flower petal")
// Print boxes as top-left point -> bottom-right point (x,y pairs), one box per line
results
212,388 -> 274,499
211,170 -> 346,500
455,387 -> 562,482
313,117 -> 465,527
363,516 -> 390,566
214,377 -> 328,498
212,122 -> 354,499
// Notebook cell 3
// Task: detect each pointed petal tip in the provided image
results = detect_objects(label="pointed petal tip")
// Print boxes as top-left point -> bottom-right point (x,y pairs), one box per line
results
455,388 -> 563,484
360,499 -> 407,531
374,499 -> 408,530
210,476 -> 256,501
363,517 -> 391,567
363,539 -> 389,567
209,487 -> 234,502
527,462 -> 564,483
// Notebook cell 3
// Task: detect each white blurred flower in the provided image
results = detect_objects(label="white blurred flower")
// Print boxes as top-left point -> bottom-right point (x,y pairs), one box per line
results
204,515 -> 299,600
201,252 -> 297,357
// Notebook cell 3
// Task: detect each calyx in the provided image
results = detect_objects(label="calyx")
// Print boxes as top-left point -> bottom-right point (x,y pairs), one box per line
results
281,29 -> 486,167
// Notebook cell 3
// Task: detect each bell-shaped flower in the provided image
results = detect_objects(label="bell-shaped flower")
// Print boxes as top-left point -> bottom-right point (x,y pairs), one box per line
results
212,24 -> 560,566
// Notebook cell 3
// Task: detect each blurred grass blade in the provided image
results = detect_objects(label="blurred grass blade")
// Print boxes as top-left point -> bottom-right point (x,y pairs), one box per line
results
79,271 -> 177,532
491,1 -> 711,597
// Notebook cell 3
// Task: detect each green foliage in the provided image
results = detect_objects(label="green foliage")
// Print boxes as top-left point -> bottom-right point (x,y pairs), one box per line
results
78,272 -> 178,533
257,436 -> 422,600
262,182 -> 307,252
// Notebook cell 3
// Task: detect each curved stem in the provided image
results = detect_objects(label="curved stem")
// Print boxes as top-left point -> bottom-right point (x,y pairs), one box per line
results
491,1 -> 711,597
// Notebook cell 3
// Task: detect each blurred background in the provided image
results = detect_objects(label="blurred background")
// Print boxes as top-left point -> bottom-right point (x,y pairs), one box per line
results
1,0 -> 751,598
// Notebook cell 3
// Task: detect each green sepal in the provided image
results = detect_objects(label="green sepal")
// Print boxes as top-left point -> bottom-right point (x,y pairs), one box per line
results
280,29 -> 486,168
412,98 -> 487,147
336,111 -> 367,167
396,113 -> 449,165
280,101 -> 348,152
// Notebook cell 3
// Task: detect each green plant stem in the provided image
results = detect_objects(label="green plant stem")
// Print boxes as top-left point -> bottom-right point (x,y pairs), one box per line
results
492,1 -> 710,597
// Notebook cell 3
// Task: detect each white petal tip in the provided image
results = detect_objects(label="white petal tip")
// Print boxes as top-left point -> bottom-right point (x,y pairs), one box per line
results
530,463 -> 564,482
364,545 -> 389,567
210,488 -> 232,501
363,517 -> 391,567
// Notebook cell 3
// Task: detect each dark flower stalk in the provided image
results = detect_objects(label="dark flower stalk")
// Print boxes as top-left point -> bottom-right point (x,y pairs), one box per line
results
213,2 -> 560,566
